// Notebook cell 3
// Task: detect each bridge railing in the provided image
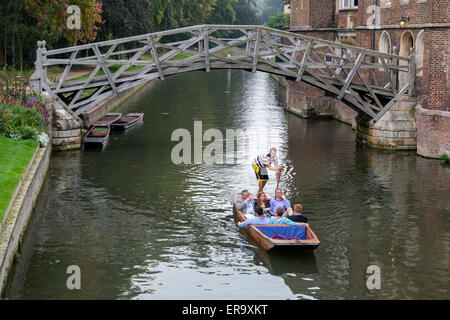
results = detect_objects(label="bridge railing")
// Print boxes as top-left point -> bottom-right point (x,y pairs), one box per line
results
30,24 -> 414,125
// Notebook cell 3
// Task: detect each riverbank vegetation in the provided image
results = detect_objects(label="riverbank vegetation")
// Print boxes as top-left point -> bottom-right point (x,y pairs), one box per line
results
0,95 -> 50,146
439,153 -> 449,166
267,13 -> 290,30
0,0 -> 283,73
0,93 -> 50,220
0,136 -> 38,222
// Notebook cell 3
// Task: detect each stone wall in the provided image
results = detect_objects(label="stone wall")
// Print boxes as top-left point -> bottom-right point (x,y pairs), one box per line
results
0,143 -> 51,296
286,0 -> 449,156
416,105 -> 450,158
356,96 -> 417,150
43,93 -> 82,151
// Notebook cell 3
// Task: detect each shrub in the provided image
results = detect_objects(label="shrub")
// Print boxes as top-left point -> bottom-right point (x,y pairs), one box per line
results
17,125 -> 39,140
439,153 -> 449,165
0,94 -> 50,143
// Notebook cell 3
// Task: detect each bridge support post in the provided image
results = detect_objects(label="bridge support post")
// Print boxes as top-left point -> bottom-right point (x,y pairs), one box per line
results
43,93 -> 82,151
29,41 -> 46,93
356,96 -> 417,150
408,54 -> 416,97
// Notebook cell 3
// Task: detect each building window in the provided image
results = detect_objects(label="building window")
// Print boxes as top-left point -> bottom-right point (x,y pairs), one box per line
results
416,30 -> 424,77
379,31 -> 391,55
340,0 -> 358,10
378,31 -> 391,70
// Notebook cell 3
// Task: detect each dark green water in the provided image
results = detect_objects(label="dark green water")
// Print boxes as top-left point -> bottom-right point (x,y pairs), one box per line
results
5,70 -> 449,299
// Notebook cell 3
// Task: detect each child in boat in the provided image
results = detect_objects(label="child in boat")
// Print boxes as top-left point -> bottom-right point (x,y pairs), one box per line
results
270,207 -> 308,227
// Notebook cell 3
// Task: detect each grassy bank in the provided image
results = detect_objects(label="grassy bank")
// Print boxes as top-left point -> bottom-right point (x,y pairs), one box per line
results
0,136 -> 38,222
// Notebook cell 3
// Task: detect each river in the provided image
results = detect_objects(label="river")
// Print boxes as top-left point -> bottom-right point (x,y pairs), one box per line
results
5,70 -> 449,299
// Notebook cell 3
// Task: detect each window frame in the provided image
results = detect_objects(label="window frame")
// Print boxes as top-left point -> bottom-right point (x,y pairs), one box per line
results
340,0 -> 358,10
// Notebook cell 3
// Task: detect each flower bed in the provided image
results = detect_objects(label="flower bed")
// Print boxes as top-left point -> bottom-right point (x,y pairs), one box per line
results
0,95 -> 51,147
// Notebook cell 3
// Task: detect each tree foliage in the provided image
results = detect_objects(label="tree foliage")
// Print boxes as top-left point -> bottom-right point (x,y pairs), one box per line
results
232,0 -> 261,25
258,0 -> 284,25
98,0 -> 152,40
24,0 -> 103,45
267,13 -> 290,30
0,0 -> 264,70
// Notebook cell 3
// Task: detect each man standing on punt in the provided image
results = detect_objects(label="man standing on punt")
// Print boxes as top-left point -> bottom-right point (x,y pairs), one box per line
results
252,147 -> 283,194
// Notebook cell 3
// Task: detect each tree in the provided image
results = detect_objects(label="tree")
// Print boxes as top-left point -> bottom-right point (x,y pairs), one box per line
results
267,13 -> 290,30
98,0 -> 152,41
232,0 -> 261,25
209,0 -> 238,25
259,0 -> 284,25
24,0 -> 103,45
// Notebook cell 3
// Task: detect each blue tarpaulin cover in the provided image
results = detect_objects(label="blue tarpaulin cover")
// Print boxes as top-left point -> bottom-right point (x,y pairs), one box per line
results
255,225 -> 306,240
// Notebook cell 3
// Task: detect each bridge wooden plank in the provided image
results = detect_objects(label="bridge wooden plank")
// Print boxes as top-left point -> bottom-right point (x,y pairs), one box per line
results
204,27 -> 210,72
356,70 -> 384,111
93,45 -> 120,97
149,35 -> 165,80
338,51 -> 366,100
309,49 -> 377,113
380,56 -> 397,96
296,40 -> 313,82
56,50 -> 78,91
370,84 -> 410,125
252,28 -> 262,73
158,35 -> 201,63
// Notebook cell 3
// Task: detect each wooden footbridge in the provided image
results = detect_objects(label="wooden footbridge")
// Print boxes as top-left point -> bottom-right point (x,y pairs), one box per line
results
29,24 -> 415,125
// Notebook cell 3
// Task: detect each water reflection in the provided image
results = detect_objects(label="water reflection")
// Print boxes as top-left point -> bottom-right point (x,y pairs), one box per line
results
5,70 -> 449,300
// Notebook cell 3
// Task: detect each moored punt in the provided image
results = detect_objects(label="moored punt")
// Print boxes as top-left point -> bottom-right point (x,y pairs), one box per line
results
83,125 -> 110,150
233,194 -> 320,251
110,113 -> 144,131
94,113 -> 122,126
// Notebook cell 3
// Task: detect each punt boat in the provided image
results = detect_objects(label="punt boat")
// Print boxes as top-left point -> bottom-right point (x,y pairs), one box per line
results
110,113 -> 144,131
83,125 -> 110,150
94,113 -> 122,126
233,194 -> 320,251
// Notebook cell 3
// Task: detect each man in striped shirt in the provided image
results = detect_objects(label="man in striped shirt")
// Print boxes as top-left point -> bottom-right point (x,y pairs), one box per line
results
252,147 -> 283,194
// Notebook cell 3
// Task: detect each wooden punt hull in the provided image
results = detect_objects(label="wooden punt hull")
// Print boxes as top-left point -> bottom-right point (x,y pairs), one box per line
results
233,194 -> 320,251
84,125 -> 110,148
94,113 -> 122,126
111,113 -> 144,130
252,247 -> 318,275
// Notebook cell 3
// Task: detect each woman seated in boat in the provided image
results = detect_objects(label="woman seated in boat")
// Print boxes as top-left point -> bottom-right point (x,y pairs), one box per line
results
270,207 -> 308,227
237,206 -> 270,228
253,192 -> 271,217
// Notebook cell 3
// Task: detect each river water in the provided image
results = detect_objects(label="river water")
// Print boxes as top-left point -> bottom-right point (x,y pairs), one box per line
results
5,70 -> 449,300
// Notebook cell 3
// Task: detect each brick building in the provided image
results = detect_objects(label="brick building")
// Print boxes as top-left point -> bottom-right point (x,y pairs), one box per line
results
285,0 -> 449,158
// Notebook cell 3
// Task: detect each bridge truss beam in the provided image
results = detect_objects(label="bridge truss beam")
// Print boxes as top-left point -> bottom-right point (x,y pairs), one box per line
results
29,25 -> 415,125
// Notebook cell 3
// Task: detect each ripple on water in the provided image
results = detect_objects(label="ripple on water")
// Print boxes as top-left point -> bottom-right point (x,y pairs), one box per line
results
5,70 -> 450,300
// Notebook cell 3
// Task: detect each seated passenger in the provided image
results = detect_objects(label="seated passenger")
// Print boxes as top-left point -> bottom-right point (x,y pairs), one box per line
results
235,189 -> 255,218
270,207 -> 307,226
238,206 -> 270,228
269,188 -> 293,216
254,192 -> 271,217
287,204 -> 308,223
